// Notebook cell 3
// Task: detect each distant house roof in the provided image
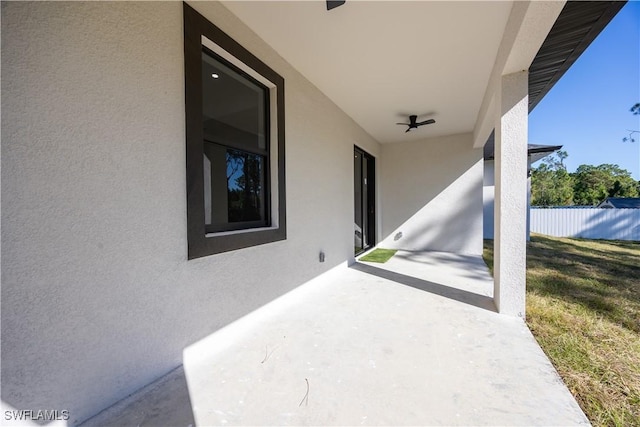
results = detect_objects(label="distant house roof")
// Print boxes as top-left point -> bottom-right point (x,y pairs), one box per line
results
527,144 -> 564,164
597,198 -> 640,209
483,134 -> 562,163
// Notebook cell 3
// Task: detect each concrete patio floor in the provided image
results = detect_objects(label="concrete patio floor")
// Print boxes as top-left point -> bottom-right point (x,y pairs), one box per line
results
82,250 -> 589,426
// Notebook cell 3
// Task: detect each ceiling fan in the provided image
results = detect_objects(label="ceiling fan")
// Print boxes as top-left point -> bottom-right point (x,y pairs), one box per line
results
396,115 -> 436,133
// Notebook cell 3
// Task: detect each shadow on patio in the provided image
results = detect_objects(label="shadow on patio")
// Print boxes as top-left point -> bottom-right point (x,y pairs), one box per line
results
81,251 -> 587,426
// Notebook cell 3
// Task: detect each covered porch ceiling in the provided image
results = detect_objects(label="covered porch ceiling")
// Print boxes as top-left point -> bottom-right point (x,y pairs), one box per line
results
222,1 -> 624,145
223,0 -> 513,144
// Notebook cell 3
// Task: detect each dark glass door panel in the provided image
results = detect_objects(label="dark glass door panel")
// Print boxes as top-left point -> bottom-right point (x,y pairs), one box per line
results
354,147 -> 375,255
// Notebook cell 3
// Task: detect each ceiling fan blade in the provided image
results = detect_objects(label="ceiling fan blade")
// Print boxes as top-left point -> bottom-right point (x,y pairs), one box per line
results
396,123 -> 410,126
405,128 -> 411,133
417,119 -> 436,126
327,0 -> 345,11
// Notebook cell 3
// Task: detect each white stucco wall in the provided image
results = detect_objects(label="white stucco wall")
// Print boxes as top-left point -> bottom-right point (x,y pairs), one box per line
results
1,2 -> 380,424
379,134 -> 483,255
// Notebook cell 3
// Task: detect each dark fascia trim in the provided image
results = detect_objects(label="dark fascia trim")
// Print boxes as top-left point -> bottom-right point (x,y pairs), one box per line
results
528,1 -> 626,112
527,144 -> 563,155
184,3 -> 286,259
483,130 -> 563,160
484,146 -> 563,161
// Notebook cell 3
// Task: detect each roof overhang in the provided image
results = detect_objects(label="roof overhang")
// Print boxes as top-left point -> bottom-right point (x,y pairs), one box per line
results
527,144 -> 564,164
481,0 -> 625,155
483,133 -> 562,162
528,1 -> 627,112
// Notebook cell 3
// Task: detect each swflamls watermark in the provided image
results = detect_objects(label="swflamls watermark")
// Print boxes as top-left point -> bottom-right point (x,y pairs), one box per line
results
4,409 -> 70,422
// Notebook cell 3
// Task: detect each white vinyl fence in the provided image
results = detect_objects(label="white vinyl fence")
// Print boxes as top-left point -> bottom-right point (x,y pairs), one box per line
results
530,208 -> 640,241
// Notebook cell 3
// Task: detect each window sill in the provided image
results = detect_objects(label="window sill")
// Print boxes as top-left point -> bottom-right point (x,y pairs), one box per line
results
205,225 -> 279,238
189,225 -> 286,259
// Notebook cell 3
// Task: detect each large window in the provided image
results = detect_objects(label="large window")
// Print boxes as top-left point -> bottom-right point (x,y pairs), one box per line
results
202,50 -> 269,232
184,3 -> 286,259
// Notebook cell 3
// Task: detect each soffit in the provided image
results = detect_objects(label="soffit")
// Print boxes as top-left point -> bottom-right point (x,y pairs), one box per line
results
481,1 -> 625,155
222,1 -> 513,144
528,1 -> 626,111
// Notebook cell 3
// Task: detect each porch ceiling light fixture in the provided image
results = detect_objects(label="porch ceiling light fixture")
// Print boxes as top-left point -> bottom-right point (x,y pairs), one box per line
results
326,1 -> 345,11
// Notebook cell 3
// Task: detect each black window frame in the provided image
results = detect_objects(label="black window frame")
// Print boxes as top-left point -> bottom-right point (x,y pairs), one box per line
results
184,3 -> 286,259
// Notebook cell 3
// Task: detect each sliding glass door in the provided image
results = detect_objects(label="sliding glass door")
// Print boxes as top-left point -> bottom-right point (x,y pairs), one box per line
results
354,147 -> 375,255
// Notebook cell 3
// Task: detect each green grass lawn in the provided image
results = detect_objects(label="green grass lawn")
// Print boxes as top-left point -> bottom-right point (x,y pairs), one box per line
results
358,248 -> 397,263
484,235 -> 640,427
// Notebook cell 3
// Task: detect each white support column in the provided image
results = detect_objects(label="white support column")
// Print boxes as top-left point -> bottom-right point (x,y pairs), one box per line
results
494,71 -> 528,317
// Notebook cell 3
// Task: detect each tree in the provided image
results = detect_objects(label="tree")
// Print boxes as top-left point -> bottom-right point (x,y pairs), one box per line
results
623,103 -> 639,142
571,164 -> 638,206
531,150 -> 639,206
226,151 -> 264,222
530,151 -> 574,206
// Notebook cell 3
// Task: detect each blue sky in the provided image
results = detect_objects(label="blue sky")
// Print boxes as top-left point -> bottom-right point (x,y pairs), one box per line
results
529,1 -> 640,180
